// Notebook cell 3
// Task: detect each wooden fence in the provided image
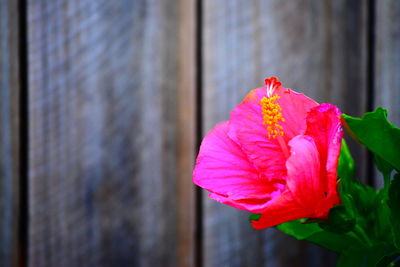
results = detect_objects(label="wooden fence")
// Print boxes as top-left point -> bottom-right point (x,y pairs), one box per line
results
0,0 -> 399,266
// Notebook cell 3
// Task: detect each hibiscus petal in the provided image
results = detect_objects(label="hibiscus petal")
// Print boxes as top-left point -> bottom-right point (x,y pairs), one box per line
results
254,125 -> 342,229
286,134 -> 341,219
228,88 -> 287,181
228,80 -> 318,180
251,191 -> 310,229
193,121 -> 280,212
304,104 -> 343,199
275,87 -> 319,140
286,135 -> 323,208
209,192 -> 277,214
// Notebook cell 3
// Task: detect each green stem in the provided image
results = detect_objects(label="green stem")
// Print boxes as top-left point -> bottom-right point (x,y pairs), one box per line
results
347,231 -> 364,244
354,224 -> 373,247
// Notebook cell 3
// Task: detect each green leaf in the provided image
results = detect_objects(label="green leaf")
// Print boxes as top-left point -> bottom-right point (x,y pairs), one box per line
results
374,188 -> 393,244
277,219 -> 361,253
337,176 -> 387,245
248,213 -> 261,222
337,243 -> 398,267
374,154 -> 395,177
319,205 -> 355,234
337,170 -> 376,222
342,107 -> 400,171
388,173 -> 400,249
338,139 -> 355,183
337,139 -> 361,219
337,139 -> 357,215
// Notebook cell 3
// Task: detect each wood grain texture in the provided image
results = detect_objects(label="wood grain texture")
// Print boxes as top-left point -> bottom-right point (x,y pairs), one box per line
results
375,0 -> 400,127
176,0 -> 196,266
0,1 -> 20,266
28,0 -> 195,266
202,0 -> 368,266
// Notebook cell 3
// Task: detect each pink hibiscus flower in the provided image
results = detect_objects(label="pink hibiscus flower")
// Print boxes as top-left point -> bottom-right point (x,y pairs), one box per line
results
193,77 -> 343,229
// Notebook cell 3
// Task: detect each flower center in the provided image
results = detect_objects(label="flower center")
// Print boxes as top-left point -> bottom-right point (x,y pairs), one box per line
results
261,94 -> 285,139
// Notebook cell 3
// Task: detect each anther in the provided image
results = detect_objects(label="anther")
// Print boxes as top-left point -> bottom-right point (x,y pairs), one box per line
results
260,93 -> 285,139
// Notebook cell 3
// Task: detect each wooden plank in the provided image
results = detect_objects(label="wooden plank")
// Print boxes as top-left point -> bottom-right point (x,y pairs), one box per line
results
28,0 -> 195,266
374,0 -> 400,188
375,0 -> 400,127
0,1 -> 20,266
176,0 -> 196,266
202,0 -> 368,266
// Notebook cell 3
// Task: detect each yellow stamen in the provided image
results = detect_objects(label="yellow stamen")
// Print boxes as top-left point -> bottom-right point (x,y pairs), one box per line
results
261,94 -> 285,139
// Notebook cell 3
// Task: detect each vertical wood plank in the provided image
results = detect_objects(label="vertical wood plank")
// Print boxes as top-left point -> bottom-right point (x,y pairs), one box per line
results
176,0 -> 196,266
0,1 -> 20,266
28,0 -> 195,266
373,0 -> 400,189
202,0 -> 368,266
375,0 -> 400,127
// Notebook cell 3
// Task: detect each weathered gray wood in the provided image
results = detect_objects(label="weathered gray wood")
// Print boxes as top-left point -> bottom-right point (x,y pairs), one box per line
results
28,0 -> 195,266
203,0 -> 368,266
375,0 -> 400,127
374,0 -> 400,189
0,1 -> 20,266
176,0 -> 197,266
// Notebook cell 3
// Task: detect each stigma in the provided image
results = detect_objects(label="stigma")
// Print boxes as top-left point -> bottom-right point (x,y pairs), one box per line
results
264,77 -> 281,98
261,95 -> 285,139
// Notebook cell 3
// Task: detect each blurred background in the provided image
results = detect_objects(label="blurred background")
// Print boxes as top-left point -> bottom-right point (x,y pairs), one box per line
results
0,0 -> 399,266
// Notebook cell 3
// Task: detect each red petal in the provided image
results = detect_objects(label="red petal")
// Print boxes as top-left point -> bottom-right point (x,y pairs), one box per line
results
193,122 -> 282,213
286,135 -> 323,208
275,87 -> 319,140
228,88 -> 287,181
251,191 -> 309,229
304,104 -> 343,200
228,81 -> 318,180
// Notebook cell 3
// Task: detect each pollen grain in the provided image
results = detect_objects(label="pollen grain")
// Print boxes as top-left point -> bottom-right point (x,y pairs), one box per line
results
261,94 -> 285,139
